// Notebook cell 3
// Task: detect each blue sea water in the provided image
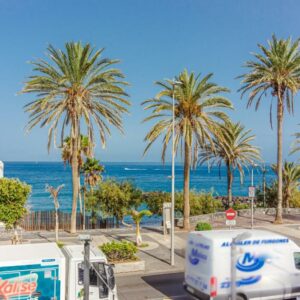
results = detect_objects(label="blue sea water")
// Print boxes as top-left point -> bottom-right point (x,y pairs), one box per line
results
3,162 -> 276,211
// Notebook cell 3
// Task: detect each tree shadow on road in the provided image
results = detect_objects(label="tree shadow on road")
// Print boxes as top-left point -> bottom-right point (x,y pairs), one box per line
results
141,272 -> 190,299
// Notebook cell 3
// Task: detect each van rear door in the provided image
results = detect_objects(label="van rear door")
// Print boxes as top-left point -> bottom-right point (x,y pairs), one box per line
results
185,234 -> 212,297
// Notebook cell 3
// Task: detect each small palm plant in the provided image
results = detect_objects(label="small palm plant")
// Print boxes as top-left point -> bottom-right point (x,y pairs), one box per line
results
129,209 -> 152,246
199,121 -> 260,207
46,184 -> 64,242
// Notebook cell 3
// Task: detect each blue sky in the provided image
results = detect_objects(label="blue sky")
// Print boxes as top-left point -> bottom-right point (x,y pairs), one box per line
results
1,0 -> 300,163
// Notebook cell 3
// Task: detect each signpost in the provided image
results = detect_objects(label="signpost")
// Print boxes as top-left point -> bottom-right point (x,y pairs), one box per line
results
225,208 -> 237,229
248,186 -> 256,229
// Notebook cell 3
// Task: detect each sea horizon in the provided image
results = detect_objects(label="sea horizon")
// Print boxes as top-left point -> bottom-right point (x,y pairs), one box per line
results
2,161 -> 276,212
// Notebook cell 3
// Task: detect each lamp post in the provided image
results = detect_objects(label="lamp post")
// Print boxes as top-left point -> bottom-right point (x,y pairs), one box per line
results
169,79 -> 181,266
231,232 -> 252,300
250,162 -> 258,229
261,164 -> 267,208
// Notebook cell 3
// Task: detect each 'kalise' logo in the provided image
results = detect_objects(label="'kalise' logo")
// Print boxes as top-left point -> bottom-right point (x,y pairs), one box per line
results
0,274 -> 38,299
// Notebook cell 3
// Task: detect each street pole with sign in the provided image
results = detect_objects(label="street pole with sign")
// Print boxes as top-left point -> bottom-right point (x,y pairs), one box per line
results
225,208 -> 237,230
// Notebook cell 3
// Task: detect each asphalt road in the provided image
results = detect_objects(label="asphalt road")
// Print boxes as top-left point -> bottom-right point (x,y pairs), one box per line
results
116,271 -> 190,300
116,227 -> 300,300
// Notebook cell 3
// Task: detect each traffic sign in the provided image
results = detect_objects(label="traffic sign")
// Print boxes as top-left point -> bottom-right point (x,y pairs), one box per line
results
226,219 -> 236,226
225,208 -> 236,220
248,186 -> 256,198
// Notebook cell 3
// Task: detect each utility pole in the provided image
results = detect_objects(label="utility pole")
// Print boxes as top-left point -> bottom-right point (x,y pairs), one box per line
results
169,79 -> 182,266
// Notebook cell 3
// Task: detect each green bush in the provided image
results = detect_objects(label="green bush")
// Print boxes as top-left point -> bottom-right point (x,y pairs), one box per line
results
100,240 -> 138,263
289,189 -> 300,208
176,190 -> 223,216
233,201 -> 249,210
0,178 -> 31,229
195,222 -> 212,231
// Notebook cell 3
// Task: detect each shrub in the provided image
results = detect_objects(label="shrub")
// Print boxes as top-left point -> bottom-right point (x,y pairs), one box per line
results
289,189 -> 300,208
176,191 -> 223,216
0,178 -> 31,229
233,201 -> 249,210
195,222 -> 212,231
100,240 -> 138,263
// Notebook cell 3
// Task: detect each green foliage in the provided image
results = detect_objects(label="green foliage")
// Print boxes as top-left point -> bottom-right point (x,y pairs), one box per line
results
0,178 -> 31,229
195,222 -> 212,231
91,180 -> 142,226
82,158 -> 104,188
142,191 -> 170,215
56,241 -> 64,248
130,209 -> 152,224
175,191 -> 223,216
232,201 -> 250,210
143,190 -> 223,217
289,189 -> 300,208
100,240 -> 138,263
137,243 -> 149,248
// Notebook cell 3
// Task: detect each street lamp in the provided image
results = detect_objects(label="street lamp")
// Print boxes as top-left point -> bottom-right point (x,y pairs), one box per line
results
168,78 -> 182,266
261,164 -> 267,208
231,232 -> 252,300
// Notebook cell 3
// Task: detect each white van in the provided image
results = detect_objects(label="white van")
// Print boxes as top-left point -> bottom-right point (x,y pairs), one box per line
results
0,243 -> 117,300
184,229 -> 300,300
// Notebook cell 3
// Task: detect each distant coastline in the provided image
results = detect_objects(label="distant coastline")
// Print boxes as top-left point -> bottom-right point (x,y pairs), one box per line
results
3,161 -> 276,212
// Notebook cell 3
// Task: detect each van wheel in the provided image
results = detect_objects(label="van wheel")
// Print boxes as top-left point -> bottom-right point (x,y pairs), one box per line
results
236,294 -> 247,300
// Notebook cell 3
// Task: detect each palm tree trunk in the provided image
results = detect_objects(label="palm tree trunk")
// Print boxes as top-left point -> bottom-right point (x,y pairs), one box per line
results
183,140 -> 191,230
275,96 -> 283,224
136,222 -> 142,246
55,209 -> 59,242
70,119 -> 79,233
227,161 -> 233,208
78,175 -> 84,230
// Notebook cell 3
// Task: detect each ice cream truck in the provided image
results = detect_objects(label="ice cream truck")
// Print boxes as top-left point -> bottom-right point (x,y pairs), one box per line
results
184,229 -> 300,300
0,243 -> 117,299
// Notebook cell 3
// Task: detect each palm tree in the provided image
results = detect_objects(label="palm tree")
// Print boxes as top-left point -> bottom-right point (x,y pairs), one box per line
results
22,42 -> 130,233
82,158 -> 104,190
239,35 -> 300,223
199,121 -> 261,207
272,161 -> 300,208
143,69 -> 232,229
82,158 -> 104,229
130,209 -> 152,246
45,184 -> 64,242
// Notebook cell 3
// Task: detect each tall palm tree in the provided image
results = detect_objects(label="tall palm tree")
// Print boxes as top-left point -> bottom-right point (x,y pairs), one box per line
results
199,121 -> 261,207
143,69 -> 232,229
22,42 -> 129,233
239,35 -> 300,223
272,161 -> 300,208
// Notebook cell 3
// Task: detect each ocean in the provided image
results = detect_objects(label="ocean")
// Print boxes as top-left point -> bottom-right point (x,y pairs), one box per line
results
3,162 -> 276,211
